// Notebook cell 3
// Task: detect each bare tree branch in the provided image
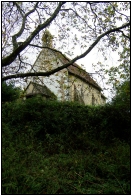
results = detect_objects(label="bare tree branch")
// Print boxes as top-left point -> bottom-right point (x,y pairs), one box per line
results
118,30 -> 130,40
2,22 -> 130,81
12,2 -> 39,50
29,43 -> 73,60
2,2 -> 66,67
110,2 -> 130,22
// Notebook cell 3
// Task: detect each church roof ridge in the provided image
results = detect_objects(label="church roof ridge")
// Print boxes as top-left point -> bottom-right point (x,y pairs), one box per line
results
32,47 -> 103,91
54,51 -> 102,91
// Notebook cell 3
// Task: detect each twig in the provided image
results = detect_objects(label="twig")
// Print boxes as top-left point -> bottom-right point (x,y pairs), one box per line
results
110,172 -> 126,194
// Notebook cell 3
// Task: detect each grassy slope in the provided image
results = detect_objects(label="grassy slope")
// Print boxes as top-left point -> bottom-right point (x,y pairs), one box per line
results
2,100 -> 130,194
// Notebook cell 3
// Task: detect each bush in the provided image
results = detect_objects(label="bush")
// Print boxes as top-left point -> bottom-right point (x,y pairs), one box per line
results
2,97 -> 130,194
2,129 -> 130,194
111,80 -> 130,112
2,82 -> 21,102
2,96 -> 130,143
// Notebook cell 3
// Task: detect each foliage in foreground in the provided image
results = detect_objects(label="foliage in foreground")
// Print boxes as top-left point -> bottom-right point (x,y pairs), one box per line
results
2,82 -> 21,102
2,98 -> 130,194
2,96 -> 130,143
112,80 -> 130,110
2,124 -> 130,194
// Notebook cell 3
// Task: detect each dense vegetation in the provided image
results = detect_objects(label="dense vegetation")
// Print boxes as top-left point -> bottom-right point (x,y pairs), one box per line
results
2,83 -> 130,194
2,82 -> 21,102
112,80 -> 130,110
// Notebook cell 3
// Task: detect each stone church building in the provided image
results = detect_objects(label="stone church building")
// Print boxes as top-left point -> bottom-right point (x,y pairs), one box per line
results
25,30 -> 106,105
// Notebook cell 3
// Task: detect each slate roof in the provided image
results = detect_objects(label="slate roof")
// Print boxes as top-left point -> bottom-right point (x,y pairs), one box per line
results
55,52 -> 102,91
67,65 -> 102,91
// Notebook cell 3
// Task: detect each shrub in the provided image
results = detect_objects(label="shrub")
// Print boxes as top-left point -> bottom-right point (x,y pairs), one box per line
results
2,97 -> 130,143
2,97 -> 130,194
111,80 -> 130,112
2,82 -> 21,102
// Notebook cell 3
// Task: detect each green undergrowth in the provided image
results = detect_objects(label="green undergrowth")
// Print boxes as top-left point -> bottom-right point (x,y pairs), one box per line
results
2,98 -> 130,194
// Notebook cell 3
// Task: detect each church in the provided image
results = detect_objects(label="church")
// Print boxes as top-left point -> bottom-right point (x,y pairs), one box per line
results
24,30 -> 106,105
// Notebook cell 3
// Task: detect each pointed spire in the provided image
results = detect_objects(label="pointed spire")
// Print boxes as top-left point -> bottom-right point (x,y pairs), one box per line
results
41,29 -> 54,48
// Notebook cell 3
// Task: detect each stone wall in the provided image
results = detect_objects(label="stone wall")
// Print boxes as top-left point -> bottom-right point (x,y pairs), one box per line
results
68,74 -> 105,105
30,48 -> 106,105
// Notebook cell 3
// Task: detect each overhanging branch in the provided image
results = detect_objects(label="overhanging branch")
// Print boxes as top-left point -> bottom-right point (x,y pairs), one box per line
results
2,22 -> 130,81
118,30 -> 130,40
2,2 -> 65,67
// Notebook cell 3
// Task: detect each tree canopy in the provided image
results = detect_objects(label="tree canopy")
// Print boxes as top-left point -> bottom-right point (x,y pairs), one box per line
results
2,2 -> 130,98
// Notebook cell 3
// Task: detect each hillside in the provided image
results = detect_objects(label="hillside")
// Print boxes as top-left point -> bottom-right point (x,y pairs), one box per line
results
2,97 -> 130,194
